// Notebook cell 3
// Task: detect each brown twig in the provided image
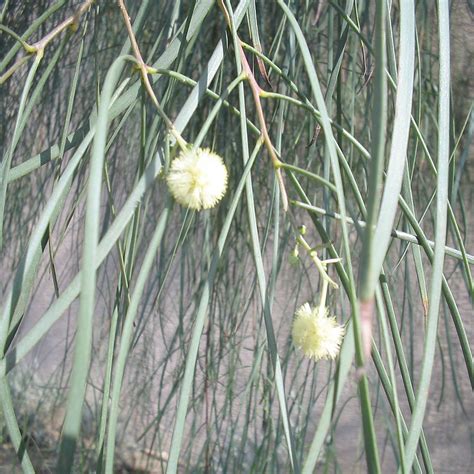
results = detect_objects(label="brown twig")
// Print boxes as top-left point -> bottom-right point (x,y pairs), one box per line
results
33,0 -> 94,50
117,0 -> 187,150
217,0 -> 289,211
0,0 -> 94,84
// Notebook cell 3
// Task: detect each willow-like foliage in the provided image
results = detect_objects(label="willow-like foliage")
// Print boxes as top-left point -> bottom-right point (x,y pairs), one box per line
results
0,1 -> 472,472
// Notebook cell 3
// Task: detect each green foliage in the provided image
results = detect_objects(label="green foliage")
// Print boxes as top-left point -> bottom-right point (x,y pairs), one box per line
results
0,1 -> 472,472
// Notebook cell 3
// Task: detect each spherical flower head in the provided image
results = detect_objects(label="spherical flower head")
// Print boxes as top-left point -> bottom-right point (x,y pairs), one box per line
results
292,303 -> 344,361
166,148 -> 228,210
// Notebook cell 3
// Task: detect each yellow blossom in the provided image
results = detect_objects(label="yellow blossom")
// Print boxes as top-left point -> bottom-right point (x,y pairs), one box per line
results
166,148 -> 228,210
292,303 -> 344,361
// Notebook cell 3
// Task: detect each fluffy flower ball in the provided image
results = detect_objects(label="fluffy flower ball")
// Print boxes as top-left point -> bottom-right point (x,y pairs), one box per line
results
166,148 -> 228,210
292,303 -> 344,361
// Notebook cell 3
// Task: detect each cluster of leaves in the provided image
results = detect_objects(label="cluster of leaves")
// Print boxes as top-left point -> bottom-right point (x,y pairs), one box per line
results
0,1 -> 472,472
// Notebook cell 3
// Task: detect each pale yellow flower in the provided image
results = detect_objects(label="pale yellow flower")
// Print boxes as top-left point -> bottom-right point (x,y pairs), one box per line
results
166,148 -> 228,210
292,303 -> 344,361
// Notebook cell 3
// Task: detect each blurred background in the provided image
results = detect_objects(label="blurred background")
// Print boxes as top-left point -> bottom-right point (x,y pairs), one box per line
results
0,1 -> 473,472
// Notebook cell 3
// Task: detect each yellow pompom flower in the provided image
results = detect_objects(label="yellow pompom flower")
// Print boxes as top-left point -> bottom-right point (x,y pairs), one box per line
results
292,303 -> 344,361
166,148 -> 228,210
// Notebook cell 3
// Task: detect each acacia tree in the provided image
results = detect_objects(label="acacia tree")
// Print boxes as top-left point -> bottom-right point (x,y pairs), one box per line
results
0,1 -> 472,472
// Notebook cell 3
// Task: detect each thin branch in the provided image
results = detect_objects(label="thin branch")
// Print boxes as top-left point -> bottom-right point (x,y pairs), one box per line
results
117,0 -> 187,150
33,0 -> 94,50
217,0 -> 289,211
0,0 -> 94,84
292,200 -> 474,264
